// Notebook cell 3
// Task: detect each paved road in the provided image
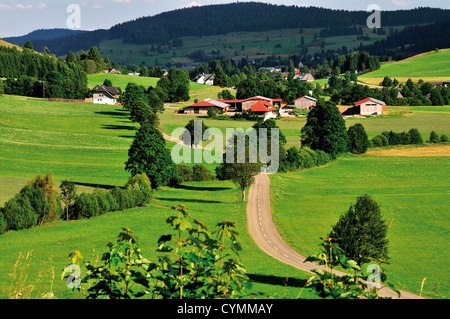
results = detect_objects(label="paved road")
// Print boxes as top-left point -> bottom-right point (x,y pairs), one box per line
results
246,173 -> 425,299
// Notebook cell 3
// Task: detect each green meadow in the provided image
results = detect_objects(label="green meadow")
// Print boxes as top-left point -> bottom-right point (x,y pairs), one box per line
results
0,93 -> 449,299
269,154 -> 450,299
359,49 -> 450,85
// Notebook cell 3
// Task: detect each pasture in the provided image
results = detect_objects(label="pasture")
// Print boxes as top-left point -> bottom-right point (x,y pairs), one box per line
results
0,93 -> 449,299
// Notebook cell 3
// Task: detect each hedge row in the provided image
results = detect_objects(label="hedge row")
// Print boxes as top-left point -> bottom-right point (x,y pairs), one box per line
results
0,174 -> 63,234
69,174 -> 152,220
285,146 -> 333,171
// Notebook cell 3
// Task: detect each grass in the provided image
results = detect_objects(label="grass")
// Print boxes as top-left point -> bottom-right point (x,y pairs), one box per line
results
359,49 -> 450,85
269,154 -> 450,299
0,93 -> 449,299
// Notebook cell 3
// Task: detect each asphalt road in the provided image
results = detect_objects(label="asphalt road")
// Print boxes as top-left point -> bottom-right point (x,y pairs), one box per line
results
246,173 -> 424,299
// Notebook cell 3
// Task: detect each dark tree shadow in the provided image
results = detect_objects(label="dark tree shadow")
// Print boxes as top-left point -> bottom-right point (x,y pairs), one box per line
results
247,274 -> 309,288
95,110 -> 129,118
102,124 -> 137,131
173,184 -> 233,192
73,181 -> 118,190
156,197 -> 222,204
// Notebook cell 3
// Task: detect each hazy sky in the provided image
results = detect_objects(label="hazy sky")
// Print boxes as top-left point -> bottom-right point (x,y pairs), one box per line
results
0,0 -> 449,37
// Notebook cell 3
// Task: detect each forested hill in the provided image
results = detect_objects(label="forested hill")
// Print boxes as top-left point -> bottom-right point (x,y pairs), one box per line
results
4,29 -> 86,46
30,3 -> 450,56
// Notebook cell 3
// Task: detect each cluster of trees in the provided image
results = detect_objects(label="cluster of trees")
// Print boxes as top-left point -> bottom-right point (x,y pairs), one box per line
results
0,45 -> 89,99
371,129 -> 448,148
67,174 -> 152,221
176,164 -> 215,183
0,173 -> 153,235
0,173 -> 62,234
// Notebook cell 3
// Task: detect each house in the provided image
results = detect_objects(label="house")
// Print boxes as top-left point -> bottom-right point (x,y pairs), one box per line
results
181,99 -> 229,115
248,101 -> 278,121
429,81 -> 450,87
194,74 -> 215,86
103,68 -> 121,75
217,96 -> 282,112
293,72 -> 316,82
355,97 -> 386,115
93,85 -> 120,105
293,95 -> 317,110
128,72 -> 140,76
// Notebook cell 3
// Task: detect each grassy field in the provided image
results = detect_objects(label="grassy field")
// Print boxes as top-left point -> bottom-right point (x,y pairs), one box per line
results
87,73 -> 224,107
359,49 -> 450,85
270,152 -> 450,299
0,93 -> 449,299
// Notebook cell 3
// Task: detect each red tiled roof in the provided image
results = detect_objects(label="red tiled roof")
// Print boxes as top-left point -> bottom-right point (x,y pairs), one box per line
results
249,101 -> 277,112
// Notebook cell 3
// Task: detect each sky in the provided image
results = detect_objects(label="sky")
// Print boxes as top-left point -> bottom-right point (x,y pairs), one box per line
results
0,0 -> 449,37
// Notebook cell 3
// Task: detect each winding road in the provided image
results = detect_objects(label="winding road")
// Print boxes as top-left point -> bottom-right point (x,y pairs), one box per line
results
246,173 -> 424,299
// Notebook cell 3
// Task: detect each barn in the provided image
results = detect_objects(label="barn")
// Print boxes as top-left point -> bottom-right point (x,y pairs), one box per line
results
355,97 -> 386,115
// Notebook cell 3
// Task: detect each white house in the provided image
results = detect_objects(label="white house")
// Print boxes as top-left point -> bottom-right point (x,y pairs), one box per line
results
355,97 -> 386,115
93,85 -> 120,105
194,74 -> 215,86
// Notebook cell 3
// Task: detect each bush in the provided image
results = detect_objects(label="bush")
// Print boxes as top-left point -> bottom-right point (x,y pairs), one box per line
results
2,196 -> 37,231
285,146 -> 300,170
408,128 -> 423,145
124,173 -> 152,205
347,123 -> 370,154
93,190 -> 111,215
299,148 -> 315,169
371,136 -> 383,148
176,164 -> 194,183
315,149 -> 331,166
0,209 -> 6,235
302,147 -> 318,166
400,131 -> 411,145
72,193 -> 99,219
192,164 -> 214,182
111,187 -> 130,211
429,131 -> 441,143
441,134 -> 449,143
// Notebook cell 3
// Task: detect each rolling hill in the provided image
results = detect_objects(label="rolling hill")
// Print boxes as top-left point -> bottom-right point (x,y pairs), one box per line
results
359,49 -> 450,85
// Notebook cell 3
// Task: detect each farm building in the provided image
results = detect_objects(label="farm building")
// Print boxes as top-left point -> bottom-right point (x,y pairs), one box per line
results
248,101 -> 278,121
93,85 -> 120,105
293,95 -> 317,110
293,72 -> 316,82
218,96 -> 282,112
193,74 -> 215,86
181,99 -> 229,115
355,97 -> 386,115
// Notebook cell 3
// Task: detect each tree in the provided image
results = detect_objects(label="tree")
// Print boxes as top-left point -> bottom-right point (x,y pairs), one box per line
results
347,123 -> 370,154
222,132 -> 261,201
300,100 -> 349,158
24,40 -> 34,51
183,119 -> 210,148
60,180 -> 77,221
125,124 -> 178,188
214,65 -> 228,88
429,131 -> 441,143
130,98 -> 159,126
328,195 -> 390,266
408,128 -> 423,145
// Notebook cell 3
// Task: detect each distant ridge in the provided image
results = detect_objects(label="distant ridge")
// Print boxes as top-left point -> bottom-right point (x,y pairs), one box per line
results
4,29 -> 86,46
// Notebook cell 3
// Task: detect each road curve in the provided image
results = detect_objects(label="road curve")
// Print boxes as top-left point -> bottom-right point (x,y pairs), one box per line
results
246,173 -> 424,299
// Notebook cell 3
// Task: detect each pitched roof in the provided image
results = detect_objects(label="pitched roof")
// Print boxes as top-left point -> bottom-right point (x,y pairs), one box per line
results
186,99 -> 229,109
95,85 -> 120,97
243,96 -> 273,102
355,97 -> 386,106
249,101 -> 277,112
293,95 -> 317,102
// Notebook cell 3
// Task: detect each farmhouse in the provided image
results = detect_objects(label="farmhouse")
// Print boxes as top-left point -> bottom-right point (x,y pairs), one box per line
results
218,96 -> 282,112
194,73 -> 215,86
293,72 -> 316,82
103,68 -> 121,75
293,95 -> 317,110
93,85 -> 120,105
355,97 -> 386,115
248,100 -> 278,121
181,99 -> 229,115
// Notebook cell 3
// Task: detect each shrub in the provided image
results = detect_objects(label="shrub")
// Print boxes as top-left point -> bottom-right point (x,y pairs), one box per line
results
315,149 -> 331,166
192,164 -> 214,182
176,164 -> 194,182
285,146 -> 300,170
441,134 -> 449,143
302,147 -> 319,166
400,131 -> 411,145
347,123 -> 370,154
429,131 -> 441,143
111,187 -> 130,211
371,136 -> 383,148
72,193 -> 99,219
299,148 -> 315,169
2,196 -> 37,231
0,209 -> 6,235
408,128 -> 423,145
93,190 -> 111,215
124,173 -> 152,205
